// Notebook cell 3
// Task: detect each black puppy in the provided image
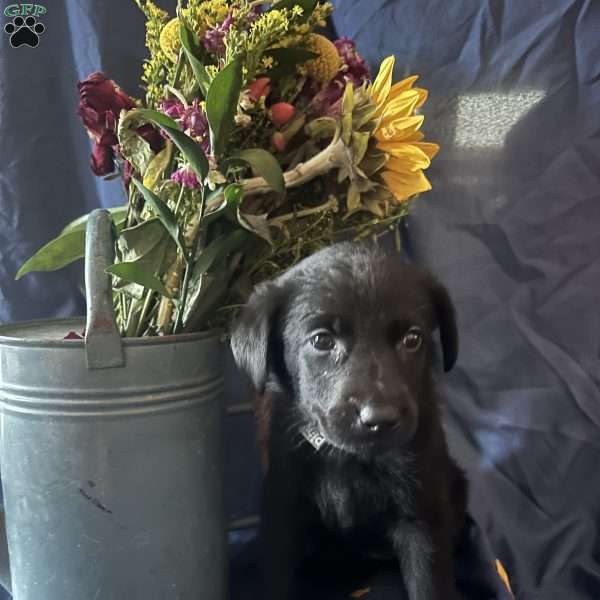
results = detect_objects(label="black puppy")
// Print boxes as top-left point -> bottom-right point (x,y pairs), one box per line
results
231,243 -> 467,600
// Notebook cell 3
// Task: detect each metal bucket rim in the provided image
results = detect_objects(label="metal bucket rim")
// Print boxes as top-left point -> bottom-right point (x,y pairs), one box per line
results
0,317 -> 224,348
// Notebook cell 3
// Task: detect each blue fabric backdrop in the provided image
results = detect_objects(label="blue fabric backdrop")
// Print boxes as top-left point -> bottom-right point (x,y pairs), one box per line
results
1,1 -> 599,599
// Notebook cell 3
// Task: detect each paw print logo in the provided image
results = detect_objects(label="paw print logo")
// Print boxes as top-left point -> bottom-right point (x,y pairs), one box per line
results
4,16 -> 45,48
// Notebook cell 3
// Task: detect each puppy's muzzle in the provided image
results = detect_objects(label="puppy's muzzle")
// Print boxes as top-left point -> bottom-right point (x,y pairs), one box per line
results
356,402 -> 407,432
346,390 -> 417,445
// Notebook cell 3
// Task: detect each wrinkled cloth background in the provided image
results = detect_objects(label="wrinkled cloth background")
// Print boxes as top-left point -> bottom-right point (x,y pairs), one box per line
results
1,1 -> 599,599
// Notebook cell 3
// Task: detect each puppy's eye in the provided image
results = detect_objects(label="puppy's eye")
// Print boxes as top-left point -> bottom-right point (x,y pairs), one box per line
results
310,331 -> 336,352
401,327 -> 423,352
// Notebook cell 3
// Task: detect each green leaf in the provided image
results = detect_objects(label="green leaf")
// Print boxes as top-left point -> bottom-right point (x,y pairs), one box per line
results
352,103 -> 379,130
270,0 -> 318,20
61,206 -> 128,235
234,148 -> 285,194
131,178 -> 186,259
351,131 -> 371,166
135,108 -> 209,182
206,59 -> 243,156
143,142 -> 173,190
305,117 -> 338,140
358,152 -> 388,177
113,221 -> 176,300
192,229 -> 248,279
223,183 -> 244,209
118,111 -> 155,174
16,207 -> 129,279
237,210 -> 273,244
347,181 -> 361,211
16,230 -> 85,280
183,272 -> 229,332
118,218 -> 166,261
203,184 -> 243,226
341,81 -> 354,146
183,230 -> 248,325
106,262 -> 172,298
179,22 -> 211,96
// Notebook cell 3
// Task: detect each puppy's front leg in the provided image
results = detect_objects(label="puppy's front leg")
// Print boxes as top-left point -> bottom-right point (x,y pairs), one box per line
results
392,522 -> 461,600
260,468 -> 305,600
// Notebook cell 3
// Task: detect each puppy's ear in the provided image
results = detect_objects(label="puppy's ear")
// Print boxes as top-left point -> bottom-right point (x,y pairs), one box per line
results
429,280 -> 458,372
230,282 -> 284,393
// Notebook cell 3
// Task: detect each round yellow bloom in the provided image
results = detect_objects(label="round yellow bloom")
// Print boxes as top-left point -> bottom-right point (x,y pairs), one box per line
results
368,56 -> 439,203
159,17 -> 181,62
304,34 -> 341,83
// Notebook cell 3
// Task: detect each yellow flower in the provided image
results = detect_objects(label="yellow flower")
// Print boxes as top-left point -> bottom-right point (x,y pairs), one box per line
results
159,17 -> 181,62
186,0 -> 229,31
159,2 -> 230,62
305,34 -> 341,83
369,56 -> 439,203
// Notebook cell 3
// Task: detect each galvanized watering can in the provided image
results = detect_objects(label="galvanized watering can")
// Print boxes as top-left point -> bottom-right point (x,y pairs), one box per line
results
0,210 -> 227,599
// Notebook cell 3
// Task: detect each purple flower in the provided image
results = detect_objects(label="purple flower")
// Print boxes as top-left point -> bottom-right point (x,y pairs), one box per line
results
334,38 -> 370,85
160,98 -> 185,119
77,72 -> 136,140
247,5 -> 262,24
310,39 -> 371,117
91,141 -> 115,176
202,12 -> 234,54
181,99 -> 209,141
77,72 -> 137,177
137,123 -> 164,154
171,166 -> 200,189
159,98 -> 210,153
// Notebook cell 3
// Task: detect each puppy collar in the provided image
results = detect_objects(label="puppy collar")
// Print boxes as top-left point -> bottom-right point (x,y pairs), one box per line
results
300,424 -> 326,451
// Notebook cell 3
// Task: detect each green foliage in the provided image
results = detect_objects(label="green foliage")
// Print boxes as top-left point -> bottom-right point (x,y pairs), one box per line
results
234,148 -> 285,194
264,46 -> 318,80
135,108 -> 209,181
179,22 -> 211,96
118,112 -> 155,174
16,207 -> 128,280
206,59 -> 243,156
131,178 -> 187,258
107,261 -> 172,298
270,0 -> 318,20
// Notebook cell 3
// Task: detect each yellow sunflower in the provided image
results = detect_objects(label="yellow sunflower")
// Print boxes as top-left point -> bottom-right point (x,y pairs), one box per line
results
369,56 -> 439,203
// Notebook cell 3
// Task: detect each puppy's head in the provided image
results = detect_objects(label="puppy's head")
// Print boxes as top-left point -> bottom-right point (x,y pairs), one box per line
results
231,243 -> 457,455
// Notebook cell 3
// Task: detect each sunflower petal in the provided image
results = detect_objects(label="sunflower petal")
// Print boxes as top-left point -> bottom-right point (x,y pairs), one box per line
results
381,169 -> 432,202
414,87 -> 429,108
378,139 -> 437,163
375,115 -> 424,143
370,56 -> 395,108
385,145 -> 432,172
359,151 -> 389,176
380,90 -> 421,124
388,75 -> 419,101
413,141 -> 440,159
402,131 -> 425,143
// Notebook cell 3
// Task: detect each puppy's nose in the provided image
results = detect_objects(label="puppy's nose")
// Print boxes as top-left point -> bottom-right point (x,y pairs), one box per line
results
357,404 -> 401,432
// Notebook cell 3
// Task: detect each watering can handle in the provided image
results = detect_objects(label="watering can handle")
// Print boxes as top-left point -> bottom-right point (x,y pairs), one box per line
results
84,209 -> 125,370
0,209 -> 127,594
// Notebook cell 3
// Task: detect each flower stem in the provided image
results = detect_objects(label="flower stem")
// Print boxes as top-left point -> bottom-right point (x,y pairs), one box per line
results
173,187 -> 208,333
174,184 -> 186,214
244,137 -> 347,196
135,289 -> 155,337
204,137 -> 348,215
268,195 -> 338,226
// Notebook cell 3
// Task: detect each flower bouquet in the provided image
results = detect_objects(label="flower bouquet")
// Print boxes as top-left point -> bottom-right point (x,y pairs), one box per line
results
18,0 -> 439,337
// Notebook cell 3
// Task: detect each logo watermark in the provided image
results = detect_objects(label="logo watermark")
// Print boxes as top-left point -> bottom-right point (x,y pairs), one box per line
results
4,4 -> 46,48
